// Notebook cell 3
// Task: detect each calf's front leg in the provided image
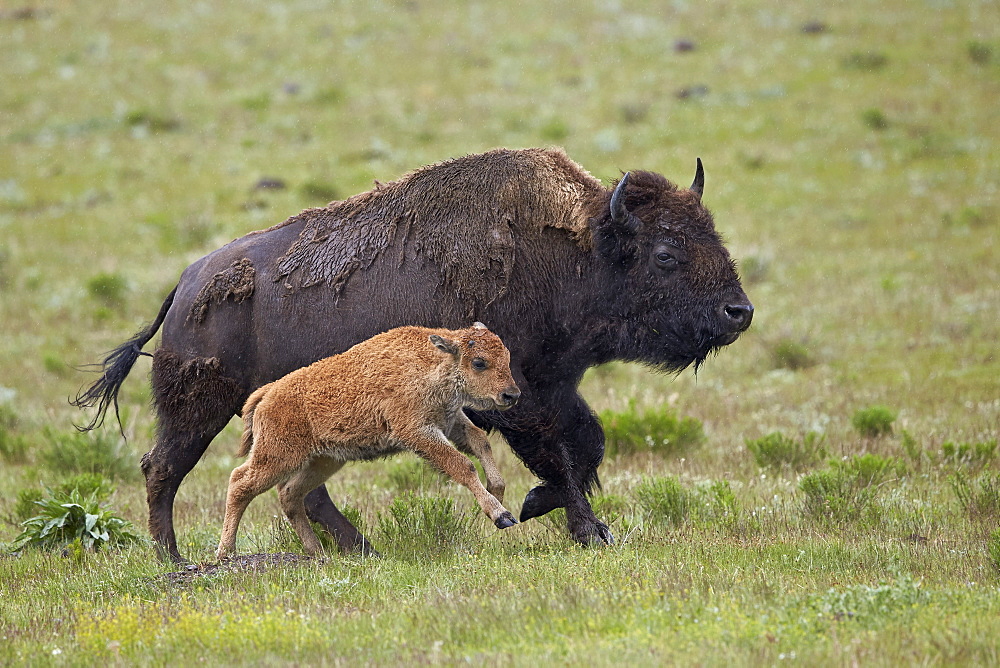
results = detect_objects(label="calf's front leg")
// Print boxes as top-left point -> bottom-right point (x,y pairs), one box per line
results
449,417 -> 506,503
407,426 -> 517,529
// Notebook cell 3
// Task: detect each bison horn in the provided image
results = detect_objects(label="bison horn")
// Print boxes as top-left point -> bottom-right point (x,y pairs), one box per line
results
610,172 -> 638,234
690,157 -> 704,199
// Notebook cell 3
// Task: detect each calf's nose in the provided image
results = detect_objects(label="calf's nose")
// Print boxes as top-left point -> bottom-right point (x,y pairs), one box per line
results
722,302 -> 754,332
500,388 -> 521,407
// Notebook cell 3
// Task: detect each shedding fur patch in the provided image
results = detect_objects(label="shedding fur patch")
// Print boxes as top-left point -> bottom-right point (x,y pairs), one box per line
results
273,148 -> 601,318
187,258 -> 256,324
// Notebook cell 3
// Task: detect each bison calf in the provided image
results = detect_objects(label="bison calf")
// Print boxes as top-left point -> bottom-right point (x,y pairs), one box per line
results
216,323 -> 521,559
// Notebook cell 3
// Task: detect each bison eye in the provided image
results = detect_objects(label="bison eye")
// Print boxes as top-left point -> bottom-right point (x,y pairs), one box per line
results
655,251 -> 678,268
471,358 -> 488,371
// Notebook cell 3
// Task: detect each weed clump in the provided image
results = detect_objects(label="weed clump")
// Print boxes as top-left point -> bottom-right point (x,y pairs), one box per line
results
378,492 -> 475,557
800,454 -> 905,521
85,272 -> 128,309
950,471 -> 1000,519
746,431 -> 826,470
940,440 -> 997,469
0,403 -> 27,463
988,529 -> 1000,572
770,339 -> 815,370
861,108 -> 889,130
601,402 -> 704,458
811,574 -> 927,625
967,41 -> 993,65
634,476 -> 691,527
38,429 -> 137,481
851,405 -> 896,438
10,487 -> 140,553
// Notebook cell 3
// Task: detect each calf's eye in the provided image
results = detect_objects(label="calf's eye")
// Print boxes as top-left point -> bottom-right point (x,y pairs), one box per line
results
471,358 -> 488,371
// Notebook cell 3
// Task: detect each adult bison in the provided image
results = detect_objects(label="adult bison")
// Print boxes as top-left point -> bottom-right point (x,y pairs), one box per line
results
74,147 -> 753,562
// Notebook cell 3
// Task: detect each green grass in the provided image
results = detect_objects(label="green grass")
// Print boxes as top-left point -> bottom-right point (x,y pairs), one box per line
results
1,0 -> 999,664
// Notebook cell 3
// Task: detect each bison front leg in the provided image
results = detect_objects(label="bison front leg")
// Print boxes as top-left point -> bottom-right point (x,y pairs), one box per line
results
497,391 -> 614,547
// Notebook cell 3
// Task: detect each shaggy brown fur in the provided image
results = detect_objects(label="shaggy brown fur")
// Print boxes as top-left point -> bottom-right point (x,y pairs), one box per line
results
273,148 -> 603,317
216,324 -> 521,559
186,258 -> 255,324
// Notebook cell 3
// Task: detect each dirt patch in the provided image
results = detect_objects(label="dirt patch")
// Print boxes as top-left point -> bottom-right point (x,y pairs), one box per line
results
162,552 -> 315,584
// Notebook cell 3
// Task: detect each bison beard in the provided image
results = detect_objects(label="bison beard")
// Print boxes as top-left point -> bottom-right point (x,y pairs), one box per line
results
73,147 -> 752,561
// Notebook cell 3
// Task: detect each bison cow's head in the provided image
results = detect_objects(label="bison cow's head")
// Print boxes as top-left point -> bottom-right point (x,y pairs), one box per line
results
592,160 -> 753,372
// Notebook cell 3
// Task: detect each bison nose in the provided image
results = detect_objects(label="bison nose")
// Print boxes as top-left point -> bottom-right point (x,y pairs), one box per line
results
722,302 -> 754,332
500,388 -> 521,407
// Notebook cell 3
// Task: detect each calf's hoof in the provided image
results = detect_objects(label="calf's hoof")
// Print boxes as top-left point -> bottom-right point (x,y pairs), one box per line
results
494,511 -> 518,529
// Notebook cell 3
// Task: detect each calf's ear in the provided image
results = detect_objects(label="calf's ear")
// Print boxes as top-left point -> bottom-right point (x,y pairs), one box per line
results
430,335 -> 459,355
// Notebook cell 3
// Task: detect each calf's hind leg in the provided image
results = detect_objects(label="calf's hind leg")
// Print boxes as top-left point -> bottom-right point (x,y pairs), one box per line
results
277,456 -> 344,556
216,456 -> 290,560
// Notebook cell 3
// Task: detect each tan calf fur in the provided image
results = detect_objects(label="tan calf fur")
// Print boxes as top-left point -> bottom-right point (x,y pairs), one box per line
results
216,323 -> 521,559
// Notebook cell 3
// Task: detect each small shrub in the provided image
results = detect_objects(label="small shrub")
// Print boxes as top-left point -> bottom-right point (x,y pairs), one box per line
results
11,488 -> 141,553
38,429 -> 137,481
634,476 -> 691,527
378,492 -> 475,556
601,402 -> 704,458
746,431 -> 826,470
12,488 -> 45,524
967,41 -> 992,65
384,458 -> 445,491
841,51 -> 888,71
0,404 -> 28,463
851,405 -> 896,438
299,181 -> 339,203
85,272 -> 128,309
540,117 -> 570,142
770,339 -> 814,370
950,471 -> 1000,519
940,440 -> 997,468
988,529 -> 1000,572
900,430 -> 922,466
811,574 -> 926,625
861,108 -> 889,130
800,454 -> 904,521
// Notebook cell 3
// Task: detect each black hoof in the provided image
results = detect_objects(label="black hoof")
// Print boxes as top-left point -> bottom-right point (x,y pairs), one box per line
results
572,520 -> 615,547
494,511 -> 518,529
519,485 -> 562,522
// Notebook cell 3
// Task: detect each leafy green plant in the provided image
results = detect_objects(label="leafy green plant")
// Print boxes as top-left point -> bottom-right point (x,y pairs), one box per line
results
37,429 -> 137,481
851,405 -> 897,438
85,272 -> 128,309
800,454 -> 905,521
770,339 -> 814,370
811,574 -> 927,625
384,458 -> 445,491
861,107 -> 889,130
988,529 -> 1000,572
939,440 -> 997,468
746,431 -> 826,470
633,476 -> 691,527
378,492 -> 475,556
601,402 -> 704,457
10,488 -> 141,552
950,471 -> 1000,519
0,403 -> 27,463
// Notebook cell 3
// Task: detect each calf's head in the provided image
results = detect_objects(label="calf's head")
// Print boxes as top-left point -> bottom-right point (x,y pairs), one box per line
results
430,322 -> 520,411
592,160 -> 754,371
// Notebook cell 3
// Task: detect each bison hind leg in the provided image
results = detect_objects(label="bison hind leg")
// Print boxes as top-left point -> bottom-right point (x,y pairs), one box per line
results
278,456 -> 345,557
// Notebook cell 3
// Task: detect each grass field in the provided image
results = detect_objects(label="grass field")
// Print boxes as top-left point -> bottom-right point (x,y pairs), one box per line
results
1,0 -> 998,664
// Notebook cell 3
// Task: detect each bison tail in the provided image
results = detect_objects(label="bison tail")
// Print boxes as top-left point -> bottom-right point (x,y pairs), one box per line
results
70,287 -> 177,435
238,383 -> 271,458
